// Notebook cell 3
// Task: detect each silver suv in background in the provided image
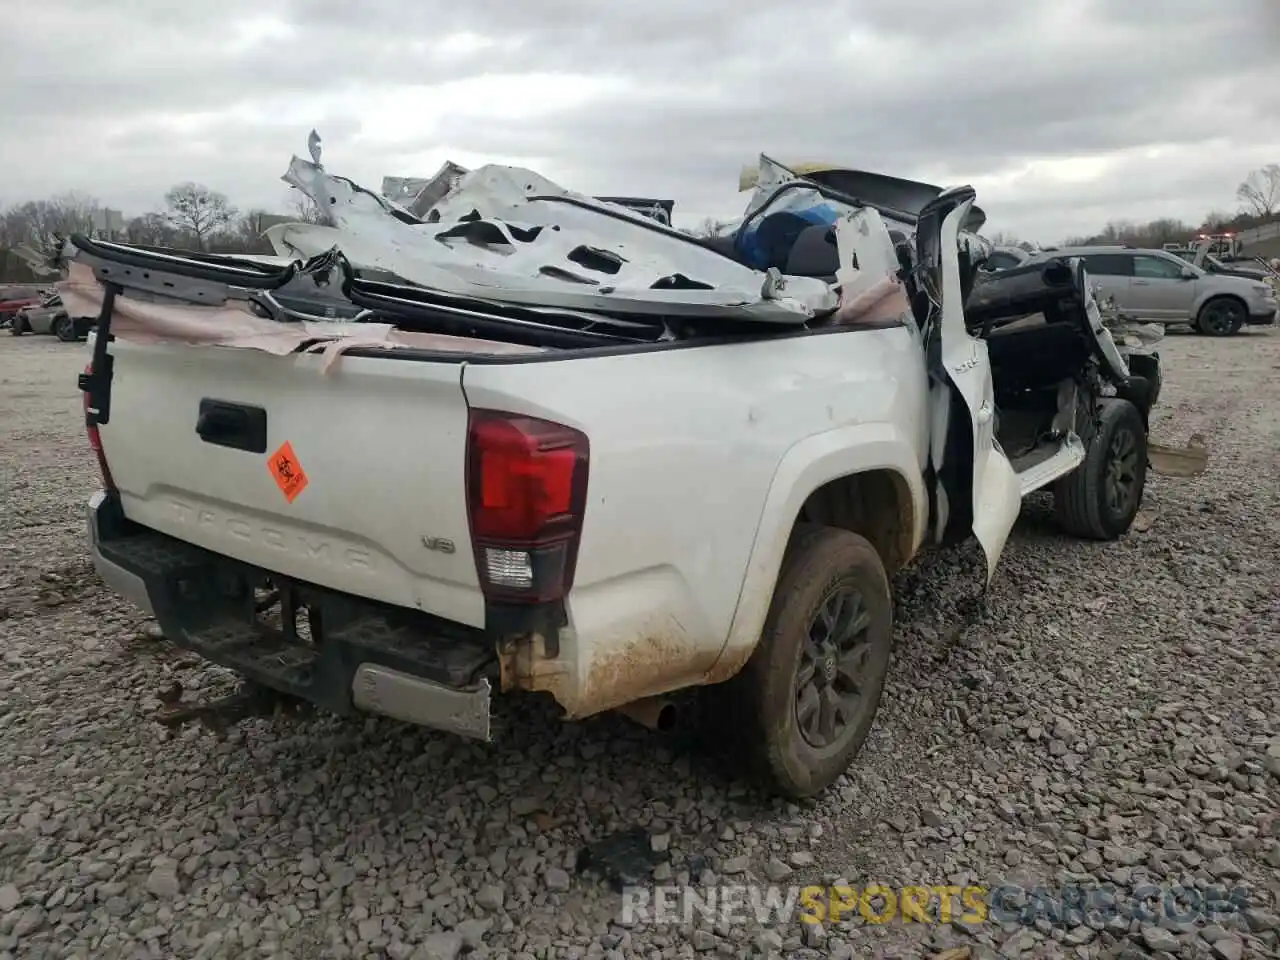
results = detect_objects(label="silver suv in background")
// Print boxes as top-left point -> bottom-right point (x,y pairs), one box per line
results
1029,245 -> 1277,336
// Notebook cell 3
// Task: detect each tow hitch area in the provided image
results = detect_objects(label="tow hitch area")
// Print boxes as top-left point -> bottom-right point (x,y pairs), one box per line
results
156,680 -> 311,737
1148,432 -> 1209,478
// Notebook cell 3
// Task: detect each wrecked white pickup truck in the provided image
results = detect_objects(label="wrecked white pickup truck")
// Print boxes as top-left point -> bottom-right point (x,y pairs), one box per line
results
64,143 -> 1198,798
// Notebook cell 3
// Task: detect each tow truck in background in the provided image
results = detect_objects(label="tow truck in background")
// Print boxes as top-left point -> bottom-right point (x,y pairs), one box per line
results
1163,237 -> 1280,295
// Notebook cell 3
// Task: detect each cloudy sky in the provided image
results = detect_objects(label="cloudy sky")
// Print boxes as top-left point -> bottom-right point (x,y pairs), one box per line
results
4,0 -> 1278,243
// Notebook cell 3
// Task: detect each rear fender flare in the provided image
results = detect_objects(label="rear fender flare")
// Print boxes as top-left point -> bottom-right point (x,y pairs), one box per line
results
705,423 -> 927,683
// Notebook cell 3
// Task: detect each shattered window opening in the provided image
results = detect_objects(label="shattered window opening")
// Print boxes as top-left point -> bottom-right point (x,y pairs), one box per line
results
650,273 -> 714,291
566,245 -> 626,275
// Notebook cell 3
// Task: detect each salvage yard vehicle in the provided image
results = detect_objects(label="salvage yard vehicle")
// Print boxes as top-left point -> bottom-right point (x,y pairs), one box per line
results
66,144 -> 1201,798
9,291 -> 96,340
0,284 -> 43,328
1031,245 -> 1278,336
976,244 -> 1031,273
1165,238 -> 1280,297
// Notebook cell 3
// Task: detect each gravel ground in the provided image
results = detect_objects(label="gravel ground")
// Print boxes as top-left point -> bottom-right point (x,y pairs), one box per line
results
0,329 -> 1277,960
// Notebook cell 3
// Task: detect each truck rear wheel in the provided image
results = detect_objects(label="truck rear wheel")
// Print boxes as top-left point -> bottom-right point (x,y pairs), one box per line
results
1052,398 -> 1147,540
715,524 -> 894,799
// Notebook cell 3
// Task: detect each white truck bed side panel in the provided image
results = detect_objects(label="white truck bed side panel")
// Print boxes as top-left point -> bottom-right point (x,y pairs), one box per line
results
461,324 -> 929,714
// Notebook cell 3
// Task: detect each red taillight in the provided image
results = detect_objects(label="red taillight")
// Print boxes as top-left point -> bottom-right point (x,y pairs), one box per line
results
466,409 -> 588,604
83,362 -> 115,491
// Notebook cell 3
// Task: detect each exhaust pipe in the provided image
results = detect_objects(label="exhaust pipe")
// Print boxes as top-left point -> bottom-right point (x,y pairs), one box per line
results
615,696 -> 678,733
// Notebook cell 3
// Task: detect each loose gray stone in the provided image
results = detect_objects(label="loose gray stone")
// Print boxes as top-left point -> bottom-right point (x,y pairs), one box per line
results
1243,909 -> 1278,933
455,917 -> 491,948
764,857 -> 792,881
1104,845 -> 1142,866
144,867 -> 180,900
475,884 -> 504,912
11,907 -> 45,939
1141,927 -> 1181,952
1051,717 -> 1077,741
690,929 -> 715,951
1206,856 -> 1243,879
544,868 -> 571,891
412,931 -> 463,960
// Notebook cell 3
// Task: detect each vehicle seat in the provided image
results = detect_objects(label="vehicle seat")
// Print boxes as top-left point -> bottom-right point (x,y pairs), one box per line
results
783,224 -> 841,280
965,258 -> 1076,336
985,315 -> 1090,393
968,258 -> 1091,391
750,211 -> 828,272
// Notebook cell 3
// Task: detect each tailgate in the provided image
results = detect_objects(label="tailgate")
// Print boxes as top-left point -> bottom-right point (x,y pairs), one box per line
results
97,340 -> 485,627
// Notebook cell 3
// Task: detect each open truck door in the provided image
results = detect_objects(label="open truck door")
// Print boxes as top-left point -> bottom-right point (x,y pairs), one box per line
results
918,187 -> 1021,583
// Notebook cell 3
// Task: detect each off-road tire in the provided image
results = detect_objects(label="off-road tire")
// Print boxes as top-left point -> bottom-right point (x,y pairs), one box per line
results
8,318 -> 24,336
1053,398 -> 1147,540
710,524 -> 894,799
1195,297 -> 1246,337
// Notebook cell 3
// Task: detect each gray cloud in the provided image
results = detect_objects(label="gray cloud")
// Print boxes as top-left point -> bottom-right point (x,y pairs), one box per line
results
2,0 -> 1276,242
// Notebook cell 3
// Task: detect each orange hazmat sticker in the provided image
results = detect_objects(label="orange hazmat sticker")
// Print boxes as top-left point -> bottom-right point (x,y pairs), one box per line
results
268,441 -> 309,503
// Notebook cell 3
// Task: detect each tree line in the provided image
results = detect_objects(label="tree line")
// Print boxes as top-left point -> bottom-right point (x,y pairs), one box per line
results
986,164 -> 1280,251
0,183 -> 323,282
3,164 -> 1278,282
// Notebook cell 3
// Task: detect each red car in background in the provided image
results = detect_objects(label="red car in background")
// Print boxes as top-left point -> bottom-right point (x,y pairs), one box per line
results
0,285 -> 45,327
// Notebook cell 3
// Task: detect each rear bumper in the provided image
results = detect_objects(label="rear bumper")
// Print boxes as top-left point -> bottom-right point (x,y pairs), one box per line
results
87,491 -> 155,615
86,491 -> 495,739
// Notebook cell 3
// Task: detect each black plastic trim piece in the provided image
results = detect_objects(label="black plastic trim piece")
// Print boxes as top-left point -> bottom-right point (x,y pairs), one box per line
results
79,282 -> 118,426
344,277 -> 638,349
68,234 -> 300,289
484,600 -> 566,657
196,399 -> 268,454
332,313 -> 908,366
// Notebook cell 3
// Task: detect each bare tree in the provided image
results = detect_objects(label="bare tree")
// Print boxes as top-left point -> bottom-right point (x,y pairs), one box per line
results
1199,209 -> 1236,231
1142,218 -> 1194,246
689,216 -> 734,239
1096,220 -> 1137,243
986,230 -> 1020,247
125,212 -> 179,247
1236,164 -> 1280,219
209,211 -> 279,255
164,182 -> 236,251
287,191 -> 327,225
1,193 -> 102,252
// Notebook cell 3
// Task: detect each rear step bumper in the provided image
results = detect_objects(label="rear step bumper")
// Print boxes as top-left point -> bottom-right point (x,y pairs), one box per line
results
86,491 -> 496,740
